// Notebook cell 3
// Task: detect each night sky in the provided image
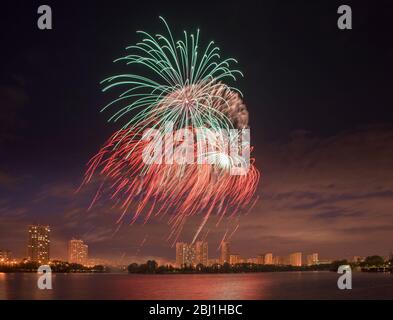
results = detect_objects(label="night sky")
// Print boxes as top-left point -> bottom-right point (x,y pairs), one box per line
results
1,0 -> 393,263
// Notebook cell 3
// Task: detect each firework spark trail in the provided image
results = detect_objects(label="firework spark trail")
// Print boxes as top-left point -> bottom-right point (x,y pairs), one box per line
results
101,17 -> 244,135
202,228 -> 210,242
227,223 -> 240,242
81,17 -> 260,244
135,235 -> 148,256
81,128 -> 259,242
218,229 -> 229,251
112,221 -> 123,236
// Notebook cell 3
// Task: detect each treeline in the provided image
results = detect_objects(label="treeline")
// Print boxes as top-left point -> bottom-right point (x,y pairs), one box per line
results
0,260 -> 107,273
128,260 -> 333,274
128,255 -> 393,274
331,255 -> 393,271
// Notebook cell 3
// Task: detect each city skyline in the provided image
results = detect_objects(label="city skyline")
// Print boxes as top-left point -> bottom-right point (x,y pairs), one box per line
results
0,224 -> 383,266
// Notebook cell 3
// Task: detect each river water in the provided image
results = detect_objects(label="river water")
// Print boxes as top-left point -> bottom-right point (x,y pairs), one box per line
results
0,271 -> 392,299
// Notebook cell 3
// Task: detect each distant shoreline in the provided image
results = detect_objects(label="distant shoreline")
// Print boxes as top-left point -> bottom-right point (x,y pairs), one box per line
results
1,270 -> 392,275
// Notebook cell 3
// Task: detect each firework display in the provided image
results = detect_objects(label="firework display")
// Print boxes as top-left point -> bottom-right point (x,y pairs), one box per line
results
101,16 -> 244,131
82,17 -> 260,243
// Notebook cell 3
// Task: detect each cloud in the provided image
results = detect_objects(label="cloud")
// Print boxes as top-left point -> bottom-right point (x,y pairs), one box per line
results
233,124 -> 393,258
1,125 -> 393,261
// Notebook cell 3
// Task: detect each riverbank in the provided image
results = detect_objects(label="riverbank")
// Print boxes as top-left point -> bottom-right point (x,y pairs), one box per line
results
0,260 -> 108,273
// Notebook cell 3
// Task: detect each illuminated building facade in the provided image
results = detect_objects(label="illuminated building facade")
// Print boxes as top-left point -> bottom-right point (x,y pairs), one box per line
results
195,241 -> 208,266
289,252 -> 302,266
306,253 -> 319,266
27,225 -> 50,263
264,253 -> 273,265
0,250 -> 11,263
256,254 -> 264,265
176,241 -> 208,267
176,242 -> 196,267
220,242 -> 230,264
229,254 -> 241,265
68,239 -> 89,265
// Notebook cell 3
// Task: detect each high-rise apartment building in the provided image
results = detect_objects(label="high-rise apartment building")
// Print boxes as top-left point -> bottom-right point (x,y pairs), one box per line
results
289,252 -> 302,266
273,255 -> 286,265
176,242 -> 196,267
264,253 -> 273,265
194,241 -> 208,266
256,254 -> 264,265
306,253 -> 319,266
68,239 -> 89,265
176,241 -> 208,267
176,242 -> 185,267
220,242 -> 230,264
27,225 -> 50,263
229,254 -> 241,265
247,257 -> 258,264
